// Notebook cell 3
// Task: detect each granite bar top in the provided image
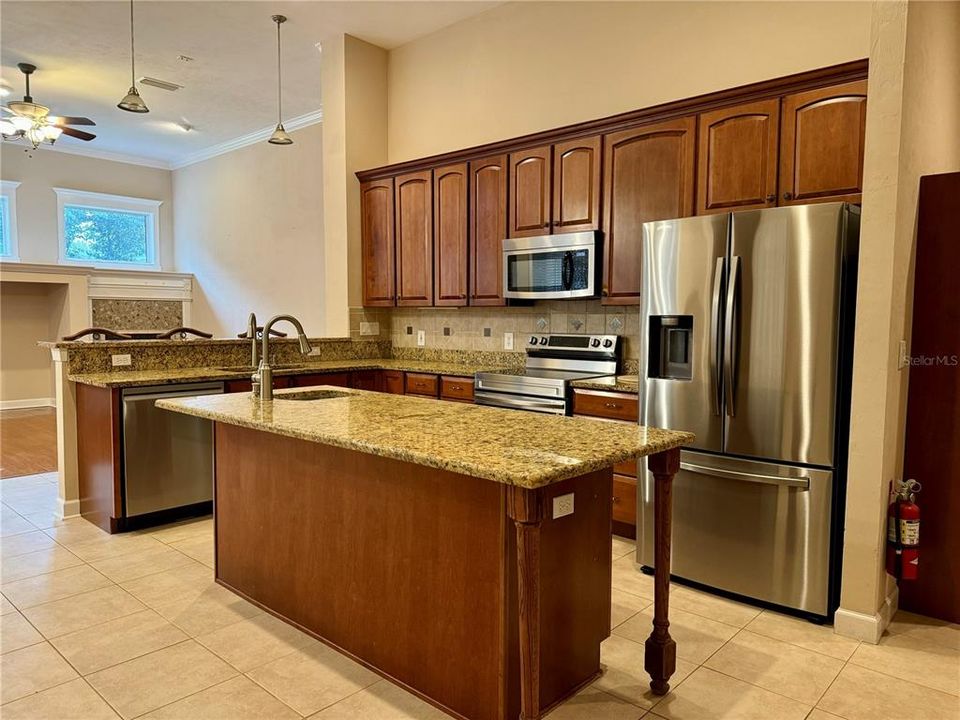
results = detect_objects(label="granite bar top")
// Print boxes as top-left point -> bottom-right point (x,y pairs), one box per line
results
157,386 -> 694,489
570,375 -> 640,394
68,359 -> 506,388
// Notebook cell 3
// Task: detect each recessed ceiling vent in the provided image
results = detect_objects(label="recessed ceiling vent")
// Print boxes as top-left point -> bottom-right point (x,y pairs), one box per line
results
138,77 -> 183,92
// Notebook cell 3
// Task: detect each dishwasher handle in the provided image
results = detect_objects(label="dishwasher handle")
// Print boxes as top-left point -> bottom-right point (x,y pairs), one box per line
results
122,383 -> 225,403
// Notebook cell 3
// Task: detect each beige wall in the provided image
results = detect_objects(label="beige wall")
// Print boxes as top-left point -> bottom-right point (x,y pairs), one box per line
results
387,1 -> 873,162
0,146 -> 174,269
172,123 -> 325,338
0,281 -> 65,404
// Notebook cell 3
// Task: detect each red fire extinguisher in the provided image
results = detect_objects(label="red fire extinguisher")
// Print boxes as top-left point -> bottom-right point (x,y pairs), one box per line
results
886,479 -> 921,580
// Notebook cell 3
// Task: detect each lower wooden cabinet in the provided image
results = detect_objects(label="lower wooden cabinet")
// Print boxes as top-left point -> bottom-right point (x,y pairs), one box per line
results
405,372 -> 440,398
612,475 -> 638,538
350,370 -> 384,392
440,376 -> 474,403
225,377 -> 291,394
293,373 -> 351,388
383,370 -> 405,395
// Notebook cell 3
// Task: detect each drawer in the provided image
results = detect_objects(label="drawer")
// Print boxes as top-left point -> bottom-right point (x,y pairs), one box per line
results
612,474 -> 638,526
441,376 -> 474,402
405,373 -> 439,397
383,371 -> 405,395
572,389 -> 639,422
350,370 -> 383,392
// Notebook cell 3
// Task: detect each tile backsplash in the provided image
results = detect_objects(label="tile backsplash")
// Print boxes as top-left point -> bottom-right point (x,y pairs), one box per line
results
91,299 -> 183,331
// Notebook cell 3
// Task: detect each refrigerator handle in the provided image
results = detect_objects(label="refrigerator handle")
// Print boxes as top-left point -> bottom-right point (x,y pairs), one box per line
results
723,255 -> 741,416
710,258 -> 725,416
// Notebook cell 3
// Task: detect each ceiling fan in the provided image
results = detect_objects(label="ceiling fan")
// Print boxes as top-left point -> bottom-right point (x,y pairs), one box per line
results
1,63 -> 96,148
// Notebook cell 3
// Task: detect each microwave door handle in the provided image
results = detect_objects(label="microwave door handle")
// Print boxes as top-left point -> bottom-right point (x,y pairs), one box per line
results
710,258 -> 724,416
723,256 -> 741,417
562,251 -> 574,290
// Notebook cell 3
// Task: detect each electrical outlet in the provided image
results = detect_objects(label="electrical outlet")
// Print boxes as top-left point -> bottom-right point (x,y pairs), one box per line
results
503,332 -> 514,350
359,321 -> 379,336
552,493 -> 575,519
111,354 -> 132,367
417,330 -> 426,347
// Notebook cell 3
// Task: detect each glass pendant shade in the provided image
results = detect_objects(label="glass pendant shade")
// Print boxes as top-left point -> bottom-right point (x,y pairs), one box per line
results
268,123 -> 293,145
118,86 -> 149,113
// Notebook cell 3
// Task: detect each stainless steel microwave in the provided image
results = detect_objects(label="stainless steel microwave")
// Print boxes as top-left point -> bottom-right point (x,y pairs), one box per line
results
502,231 -> 601,300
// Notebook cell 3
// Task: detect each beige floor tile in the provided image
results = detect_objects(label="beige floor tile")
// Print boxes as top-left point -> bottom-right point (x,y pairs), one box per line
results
1,545 -> 85,583
23,585 -> 145,638
818,663 -> 960,720
744,610 -> 860,661
89,544 -> 197,583
66,534 -> 168,563
141,675 -> 299,719
547,686 -> 647,720
0,677 -> 120,720
612,536 -> 636,561
612,556 -> 654,601
669,586 -> 761,628
1,564 -> 113,609
886,610 -> 960,651
0,529 -> 57,560
308,678 -> 451,719
1,592 -> 16,614
0,513 -> 37,537
849,632 -> 960,696
652,667 -> 810,720
196,611 -> 317,672
18,509 -> 61,530
594,633 -> 696,709
42,518 -> 109,545
246,642 -> 380,716
142,517 -> 213,545
167,534 -> 215,568
615,606 -> 739,665
1,611 -> 44,654
50,609 -> 188,675
86,640 -> 237,719
0,641 -> 80,703
152,580 -> 262,637
612,588 -> 650,630
704,630 -> 843,704
806,710 -> 845,720
119,559 -> 213,609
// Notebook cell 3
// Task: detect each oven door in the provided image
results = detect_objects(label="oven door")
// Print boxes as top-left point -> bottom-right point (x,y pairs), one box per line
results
474,390 -> 567,415
503,231 -> 599,299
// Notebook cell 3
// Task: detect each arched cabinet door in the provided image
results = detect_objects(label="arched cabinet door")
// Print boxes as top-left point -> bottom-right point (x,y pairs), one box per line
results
552,136 -> 602,232
696,99 -> 781,215
469,154 -> 508,306
360,178 -> 395,307
433,163 -> 469,307
779,80 -> 868,205
395,170 -> 434,307
508,146 -> 552,237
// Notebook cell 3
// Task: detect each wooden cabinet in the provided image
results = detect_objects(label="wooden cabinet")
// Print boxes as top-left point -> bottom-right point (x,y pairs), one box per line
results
779,80 -> 868,205
350,370 -> 383,392
405,372 -> 439,398
612,476 -> 638,531
508,146 -> 552,237
602,118 -> 696,304
395,170 -> 433,306
293,373 -> 350,388
440,376 -> 474,403
552,136 -> 602,232
383,370 -> 405,395
571,388 -> 639,423
469,155 -> 508,306
360,179 -> 395,307
697,99 -> 781,215
433,163 -> 469,306
225,377 -> 291,394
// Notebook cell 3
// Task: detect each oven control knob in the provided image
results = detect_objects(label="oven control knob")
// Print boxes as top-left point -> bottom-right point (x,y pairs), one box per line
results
529,336 -> 538,346
590,338 -> 601,348
539,336 -> 548,345
603,339 -> 614,348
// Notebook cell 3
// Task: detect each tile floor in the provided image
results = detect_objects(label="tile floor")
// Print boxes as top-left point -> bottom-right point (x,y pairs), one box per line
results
2,472 -> 959,719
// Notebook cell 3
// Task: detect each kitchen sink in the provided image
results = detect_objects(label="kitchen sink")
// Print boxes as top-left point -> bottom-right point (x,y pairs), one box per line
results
275,389 -> 354,401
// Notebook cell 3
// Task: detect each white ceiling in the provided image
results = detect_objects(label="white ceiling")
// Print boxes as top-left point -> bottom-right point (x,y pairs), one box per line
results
0,1 -> 498,168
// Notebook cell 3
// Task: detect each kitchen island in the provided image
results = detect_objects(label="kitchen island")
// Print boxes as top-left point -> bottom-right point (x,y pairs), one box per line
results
159,386 -> 693,720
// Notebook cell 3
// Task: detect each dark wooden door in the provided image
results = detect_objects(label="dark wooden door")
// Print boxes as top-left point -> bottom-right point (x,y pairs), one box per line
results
552,136 -> 601,232
602,117 -> 696,305
900,172 -> 960,624
360,179 -> 395,307
697,99 -> 780,215
433,163 -> 469,306
395,170 -> 433,307
509,146 -> 552,237
469,154 -> 507,306
779,80 -> 868,205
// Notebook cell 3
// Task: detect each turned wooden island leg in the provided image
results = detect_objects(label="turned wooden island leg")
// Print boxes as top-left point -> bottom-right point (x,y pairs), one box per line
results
645,447 -> 680,695
507,486 -> 543,720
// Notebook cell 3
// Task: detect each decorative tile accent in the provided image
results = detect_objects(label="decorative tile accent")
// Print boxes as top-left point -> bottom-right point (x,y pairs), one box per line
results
91,299 -> 183,332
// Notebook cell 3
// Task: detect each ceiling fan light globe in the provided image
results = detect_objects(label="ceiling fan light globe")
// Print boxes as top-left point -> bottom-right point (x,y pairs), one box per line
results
118,87 -> 149,113
10,115 -> 33,131
268,123 -> 293,145
0,119 -> 18,136
42,125 -> 63,141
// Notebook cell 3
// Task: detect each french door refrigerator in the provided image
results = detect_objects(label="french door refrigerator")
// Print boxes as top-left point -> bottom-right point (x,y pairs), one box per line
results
638,203 -> 859,618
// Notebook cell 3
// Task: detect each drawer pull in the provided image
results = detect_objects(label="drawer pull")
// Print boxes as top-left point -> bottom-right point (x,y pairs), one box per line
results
604,402 -> 622,409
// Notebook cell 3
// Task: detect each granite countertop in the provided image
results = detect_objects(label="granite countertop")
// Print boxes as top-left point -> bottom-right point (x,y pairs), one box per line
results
570,375 -> 640,394
68,359 -> 505,388
157,386 -> 694,489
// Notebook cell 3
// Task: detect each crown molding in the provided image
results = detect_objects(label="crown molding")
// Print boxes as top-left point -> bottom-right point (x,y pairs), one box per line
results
30,142 -> 173,170
170,109 -> 323,170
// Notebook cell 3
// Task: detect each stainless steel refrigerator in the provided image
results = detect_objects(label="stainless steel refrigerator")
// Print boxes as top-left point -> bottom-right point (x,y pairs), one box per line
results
638,203 -> 859,618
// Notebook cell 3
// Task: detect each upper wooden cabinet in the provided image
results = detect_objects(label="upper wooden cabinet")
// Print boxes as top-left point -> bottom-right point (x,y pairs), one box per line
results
395,170 -> 434,307
360,179 -> 395,307
433,163 -> 469,306
552,136 -> 602,232
469,154 -> 508,306
602,117 -> 696,305
697,99 -> 781,215
779,80 -> 868,205
508,146 -> 552,237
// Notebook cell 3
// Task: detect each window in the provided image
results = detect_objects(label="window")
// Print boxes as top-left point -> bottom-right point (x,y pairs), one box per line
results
0,180 -> 20,261
55,188 -> 161,269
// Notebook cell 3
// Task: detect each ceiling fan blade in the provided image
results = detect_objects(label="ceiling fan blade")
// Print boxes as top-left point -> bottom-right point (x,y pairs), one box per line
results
59,126 -> 96,141
48,115 -> 96,126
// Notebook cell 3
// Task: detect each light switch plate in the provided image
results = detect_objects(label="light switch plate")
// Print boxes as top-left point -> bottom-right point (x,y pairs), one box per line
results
552,493 -> 574,519
111,354 -> 132,367
417,330 -> 425,347
359,321 -> 379,336
503,332 -> 514,350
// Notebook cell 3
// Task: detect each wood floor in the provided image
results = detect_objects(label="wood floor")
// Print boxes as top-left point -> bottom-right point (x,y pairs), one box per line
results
0,407 -> 58,478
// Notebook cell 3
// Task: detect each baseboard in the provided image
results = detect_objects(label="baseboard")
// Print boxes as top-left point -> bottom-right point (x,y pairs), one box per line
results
0,397 -> 56,410
835,584 -> 899,644
58,498 -> 80,520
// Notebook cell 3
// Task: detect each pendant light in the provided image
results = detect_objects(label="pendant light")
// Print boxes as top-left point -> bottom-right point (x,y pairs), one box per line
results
268,14 -> 293,145
117,0 -> 149,113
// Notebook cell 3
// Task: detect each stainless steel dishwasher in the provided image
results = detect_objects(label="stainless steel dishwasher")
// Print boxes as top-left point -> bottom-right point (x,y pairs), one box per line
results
121,382 -> 224,520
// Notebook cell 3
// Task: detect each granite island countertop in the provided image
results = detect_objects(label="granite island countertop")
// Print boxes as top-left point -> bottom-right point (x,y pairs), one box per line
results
157,386 -> 694,488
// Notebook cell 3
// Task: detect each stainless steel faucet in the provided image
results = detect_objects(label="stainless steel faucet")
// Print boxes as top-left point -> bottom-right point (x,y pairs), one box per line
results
254,314 -> 313,401
246,312 -> 259,367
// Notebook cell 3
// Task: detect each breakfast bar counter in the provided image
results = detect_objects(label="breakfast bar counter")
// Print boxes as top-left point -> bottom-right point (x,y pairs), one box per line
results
159,387 -> 693,720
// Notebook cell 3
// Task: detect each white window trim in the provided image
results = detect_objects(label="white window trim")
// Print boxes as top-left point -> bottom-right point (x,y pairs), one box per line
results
0,180 -> 21,262
54,187 -> 162,270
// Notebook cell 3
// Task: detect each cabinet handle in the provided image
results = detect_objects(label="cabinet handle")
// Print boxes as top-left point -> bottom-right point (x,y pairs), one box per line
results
604,402 -> 622,409
612,496 -> 621,504
783,191 -> 794,200
765,194 -> 776,203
